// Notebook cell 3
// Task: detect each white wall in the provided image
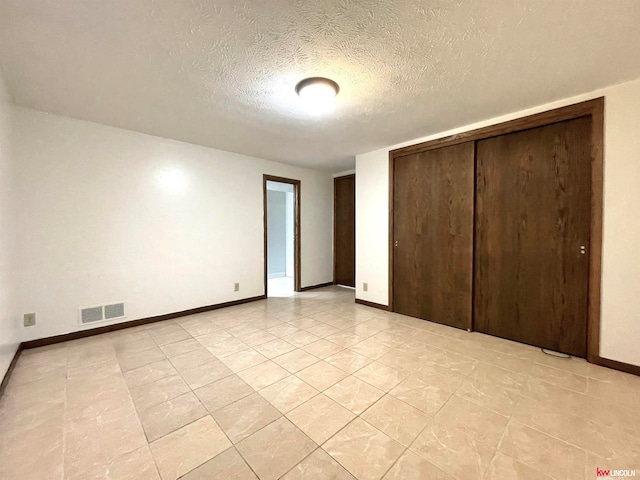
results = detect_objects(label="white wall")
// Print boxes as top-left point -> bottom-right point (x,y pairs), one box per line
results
0,68 -> 20,379
267,190 -> 287,277
356,76 -> 640,367
285,191 -> 294,278
13,107 -> 333,341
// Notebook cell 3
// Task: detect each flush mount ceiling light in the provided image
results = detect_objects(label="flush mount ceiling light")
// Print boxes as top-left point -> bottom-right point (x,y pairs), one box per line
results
295,77 -> 340,111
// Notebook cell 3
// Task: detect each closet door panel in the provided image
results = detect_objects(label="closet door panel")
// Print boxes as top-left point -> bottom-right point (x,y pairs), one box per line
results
334,175 -> 356,287
474,117 -> 592,356
393,142 -> 475,329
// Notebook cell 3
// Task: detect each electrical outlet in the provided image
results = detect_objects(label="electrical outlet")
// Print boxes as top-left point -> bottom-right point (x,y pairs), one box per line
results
234,283 -> 240,292
24,313 -> 36,327
363,282 -> 368,292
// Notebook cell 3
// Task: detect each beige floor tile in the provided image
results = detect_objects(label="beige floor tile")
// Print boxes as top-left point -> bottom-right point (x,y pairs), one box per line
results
521,377 -> 590,412
305,323 -> 341,338
534,353 -> 589,376
267,324 -> 302,338
325,349 -> 373,373
150,415 -> 231,480
1,415 -> 64,480
376,350 -> 423,372
259,375 -> 319,413
301,339 -> 344,359
179,360 -> 234,389
410,416 -> 496,480
485,451 -> 554,480
287,317 -> 320,330
281,448 -> 355,480
407,330 -> 451,348
361,395 -> 430,446
498,421 -> 586,480
583,394 -> 640,439
123,359 -> 178,389
446,338 -> 535,373
403,342 -> 460,364
282,330 -> 321,347
274,349 -> 321,373
159,338 -> 202,358
455,376 -> 522,416
152,329 -> 192,346
65,411 -> 148,479
194,331 -> 233,348
586,451 -> 640,477
195,374 -> 254,412
169,348 -> 216,371
212,393 -> 282,443
583,419 -> 640,464
234,329 -> 279,347
529,364 -> 588,393
130,375 -> 190,412
237,417 -> 316,480
67,342 -> 116,367
179,319 -> 221,338
180,447 -> 257,479
412,361 -> 468,392
17,344 -> 68,367
253,338 -> 297,358
220,349 -> 268,372
469,362 -> 529,390
324,375 -> 384,414
349,339 -> 393,360
65,445 -> 160,480
325,332 -> 365,348
587,375 -> 640,411
226,323 -> 261,337
588,363 -> 640,382
112,337 -> 159,357
511,395 -> 591,449
354,362 -> 407,392
296,361 -> 349,391
207,337 -> 251,357
389,375 -> 451,415
370,331 -> 406,348
286,394 -> 355,444
139,391 -> 207,441
383,450 -> 452,480
436,395 -> 509,448
324,418 -> 404,480
8,287 -> 639,480
147,323 -> 184,337
236,360 -> 290,390
2,373 -> 66,414
117,346 -> 166,371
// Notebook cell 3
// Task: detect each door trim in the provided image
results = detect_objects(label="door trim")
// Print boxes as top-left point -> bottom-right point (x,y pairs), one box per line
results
388,97 -> 604,363
263,175 -> 301,294
334,174 -> 356,286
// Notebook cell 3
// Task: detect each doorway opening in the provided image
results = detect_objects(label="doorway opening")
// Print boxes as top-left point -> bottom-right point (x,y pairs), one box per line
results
263,175 -> 301,297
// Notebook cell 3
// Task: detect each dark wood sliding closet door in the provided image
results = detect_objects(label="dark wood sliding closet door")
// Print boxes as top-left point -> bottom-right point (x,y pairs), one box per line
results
393,142 -> 474,329
474,117 -> 592,356
334,175 -> 356,287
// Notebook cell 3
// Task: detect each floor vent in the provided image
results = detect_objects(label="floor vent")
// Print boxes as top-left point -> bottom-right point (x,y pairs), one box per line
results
79,302 -> 125,324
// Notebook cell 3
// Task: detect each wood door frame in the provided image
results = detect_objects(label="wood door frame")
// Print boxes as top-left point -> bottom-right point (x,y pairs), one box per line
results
388,97 -> 604,363
263,175 -> 301,294
333,174 -> 356,286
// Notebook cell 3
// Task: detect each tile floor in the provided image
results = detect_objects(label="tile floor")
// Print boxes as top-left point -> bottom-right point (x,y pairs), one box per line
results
1,286 -> 639,480
267,277 -> 294,298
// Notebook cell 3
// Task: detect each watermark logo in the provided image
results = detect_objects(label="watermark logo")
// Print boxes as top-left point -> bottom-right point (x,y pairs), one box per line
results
596,468 -> 636,478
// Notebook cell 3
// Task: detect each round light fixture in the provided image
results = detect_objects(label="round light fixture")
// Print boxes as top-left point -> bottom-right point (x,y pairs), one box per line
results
295,77 -> 339,110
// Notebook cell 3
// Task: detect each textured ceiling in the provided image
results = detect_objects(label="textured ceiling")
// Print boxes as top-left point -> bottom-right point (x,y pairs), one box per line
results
1,1 -> 640,171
